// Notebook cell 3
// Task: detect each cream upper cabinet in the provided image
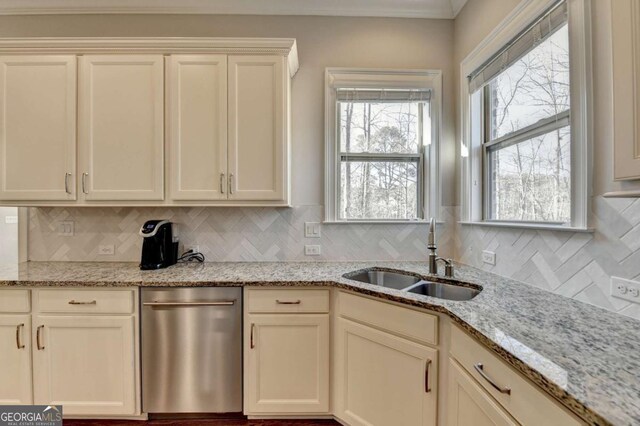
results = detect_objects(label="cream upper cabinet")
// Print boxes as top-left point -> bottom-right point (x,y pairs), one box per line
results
168,55 -> 228,201
79,55 -> 164,201
228,55 -> 288,201
32,315 -> 137,416
612,0 -> 640,180
447,359 -> 517,426
0,315 -> 33,405
0,55 -> 76,201
245,313 -> 330,414
335,317 -> 438,426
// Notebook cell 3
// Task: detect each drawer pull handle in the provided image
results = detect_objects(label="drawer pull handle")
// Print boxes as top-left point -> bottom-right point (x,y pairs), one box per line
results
276,300 -> 301,305
36,325 -> 45,350
82,172 -> 89,194
474,363 -> 511,395
64,172 -> 72,194
143,300 -> 235,307
16,323 -> 25,349
250,323 -> 255,349
69,300 -> 97,305
220,173 -> 226,194
425,359 -> 432,393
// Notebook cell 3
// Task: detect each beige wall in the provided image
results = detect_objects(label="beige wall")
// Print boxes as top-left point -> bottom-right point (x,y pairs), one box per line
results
0,14 -> 456,207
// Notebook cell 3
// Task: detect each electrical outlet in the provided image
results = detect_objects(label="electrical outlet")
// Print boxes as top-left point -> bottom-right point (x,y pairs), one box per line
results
305,245 -> 321,256
482,250 -> 496,265
187,245 -> 200,253
4,215 -> 17,224
98,245 -> 115,255
304,222 -> 321,238
611,277 -> 640,303
57,221 -> 74,236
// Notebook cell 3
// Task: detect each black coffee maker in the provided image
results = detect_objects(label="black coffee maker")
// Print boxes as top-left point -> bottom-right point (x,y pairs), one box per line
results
139,220 -> 179,270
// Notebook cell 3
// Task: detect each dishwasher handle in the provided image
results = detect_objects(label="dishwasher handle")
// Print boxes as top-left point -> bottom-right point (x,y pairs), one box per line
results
143,300 -> 236,307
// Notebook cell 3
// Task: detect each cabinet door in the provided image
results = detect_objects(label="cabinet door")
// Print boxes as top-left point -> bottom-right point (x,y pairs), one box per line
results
0,315 -> 32,404
447,359 -> 517,426
228,55 -> 287,201
613,0 -> 640,180
335,318 -> 437,426
79,55 -> 164,201
245,314 -> 329,414
32,315 -> 136,415
168,55 -> 228,201
0,56 -> 76,201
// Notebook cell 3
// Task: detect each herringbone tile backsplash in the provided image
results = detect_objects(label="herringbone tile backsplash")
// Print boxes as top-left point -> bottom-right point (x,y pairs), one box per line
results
27,197 -> 640,321
28,205 -> 455,263
456,196 -> 640,321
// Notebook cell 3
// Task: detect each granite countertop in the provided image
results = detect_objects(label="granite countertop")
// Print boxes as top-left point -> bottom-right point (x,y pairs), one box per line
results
0,260 -> 637,426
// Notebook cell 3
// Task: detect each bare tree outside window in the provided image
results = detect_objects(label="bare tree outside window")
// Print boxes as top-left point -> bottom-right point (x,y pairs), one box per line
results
337,93 -> 428,220
486,23 -> 571,223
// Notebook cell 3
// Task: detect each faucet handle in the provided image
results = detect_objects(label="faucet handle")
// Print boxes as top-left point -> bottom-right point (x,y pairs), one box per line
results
436,257 -> 454,278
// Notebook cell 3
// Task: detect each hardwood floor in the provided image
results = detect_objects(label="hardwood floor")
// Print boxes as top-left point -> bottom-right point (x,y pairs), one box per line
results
64,418 -> 340,426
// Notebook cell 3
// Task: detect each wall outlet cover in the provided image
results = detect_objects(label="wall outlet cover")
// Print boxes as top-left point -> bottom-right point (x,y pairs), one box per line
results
57,221 -> 74,236
482,250 -> 496,265
305,245 -> 321,256
4,215 -> 18,224
304,222 -> 321,238
611,276 -> 640,304
98,245 -> 115,255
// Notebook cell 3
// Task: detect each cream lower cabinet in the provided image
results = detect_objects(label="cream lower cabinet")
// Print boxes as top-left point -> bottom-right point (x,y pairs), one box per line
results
447,359 -> 517,426
32,315 -> 136,415
335,318 -> 438,426
245,314 -> 330,414
0,315 -> 33,405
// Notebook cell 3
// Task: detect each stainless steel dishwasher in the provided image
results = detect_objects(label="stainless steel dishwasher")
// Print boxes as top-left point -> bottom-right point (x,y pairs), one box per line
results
141,287 -> 242,414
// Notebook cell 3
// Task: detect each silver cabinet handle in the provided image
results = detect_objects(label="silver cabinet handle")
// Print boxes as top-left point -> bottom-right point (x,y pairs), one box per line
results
276,300 -> 301,305
229,173 -> 234,195
69,300 -> 97,305
16,323 -> 25,349
143,300 -> 236,307
425,359 -> 432,393
250,323 -> 255,349
64,173 -> 72,194
82,172 -> 89,194
36,325 -> 44,350
474,363 -> 511,395
220,173 -> 225,194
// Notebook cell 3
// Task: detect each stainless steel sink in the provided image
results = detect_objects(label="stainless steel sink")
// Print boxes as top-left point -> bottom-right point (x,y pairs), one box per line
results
345,270 -> 422,290
404,281 -> 480,301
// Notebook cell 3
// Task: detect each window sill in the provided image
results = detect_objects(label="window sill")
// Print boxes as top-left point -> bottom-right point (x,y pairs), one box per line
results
458,221 -> 594,233
323,220 -> 444,225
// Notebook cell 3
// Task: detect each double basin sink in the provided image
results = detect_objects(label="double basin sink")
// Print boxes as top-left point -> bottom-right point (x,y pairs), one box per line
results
344,269 -> 481,301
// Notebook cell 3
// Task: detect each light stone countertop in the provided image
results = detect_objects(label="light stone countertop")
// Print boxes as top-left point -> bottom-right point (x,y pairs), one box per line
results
0,260 -> 637,426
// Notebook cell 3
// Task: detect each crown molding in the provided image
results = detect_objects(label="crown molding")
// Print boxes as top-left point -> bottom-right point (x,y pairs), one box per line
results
0,0 -> 467,19
0,37 -> 299,76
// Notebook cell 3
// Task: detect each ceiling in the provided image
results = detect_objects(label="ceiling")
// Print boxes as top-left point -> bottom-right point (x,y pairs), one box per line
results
0,0 -> 469,19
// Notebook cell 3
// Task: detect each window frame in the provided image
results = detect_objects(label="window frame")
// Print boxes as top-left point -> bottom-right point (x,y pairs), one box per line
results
459,0 -> 592,231
324,68 -> 442,223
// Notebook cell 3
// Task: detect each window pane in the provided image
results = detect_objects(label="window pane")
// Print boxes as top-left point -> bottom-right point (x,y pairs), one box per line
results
489,24 -> 570,140
339,102 -> 422,154
489,126 -> 571,222
340,161 -> 419,220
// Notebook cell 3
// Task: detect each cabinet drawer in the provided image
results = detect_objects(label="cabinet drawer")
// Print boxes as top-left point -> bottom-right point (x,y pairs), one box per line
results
247,289 -> 329,313
35,289 -> 135,314
450,325 -> 584,426
0,289 -> 30,313
338,291 -> 438,346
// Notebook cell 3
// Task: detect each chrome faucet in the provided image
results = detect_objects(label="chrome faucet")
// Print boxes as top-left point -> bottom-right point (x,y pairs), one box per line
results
427,218 -> 454,278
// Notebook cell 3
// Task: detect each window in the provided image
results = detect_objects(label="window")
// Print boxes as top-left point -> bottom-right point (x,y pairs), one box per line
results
325,69 -> 441,222
461,0 -> 590,229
